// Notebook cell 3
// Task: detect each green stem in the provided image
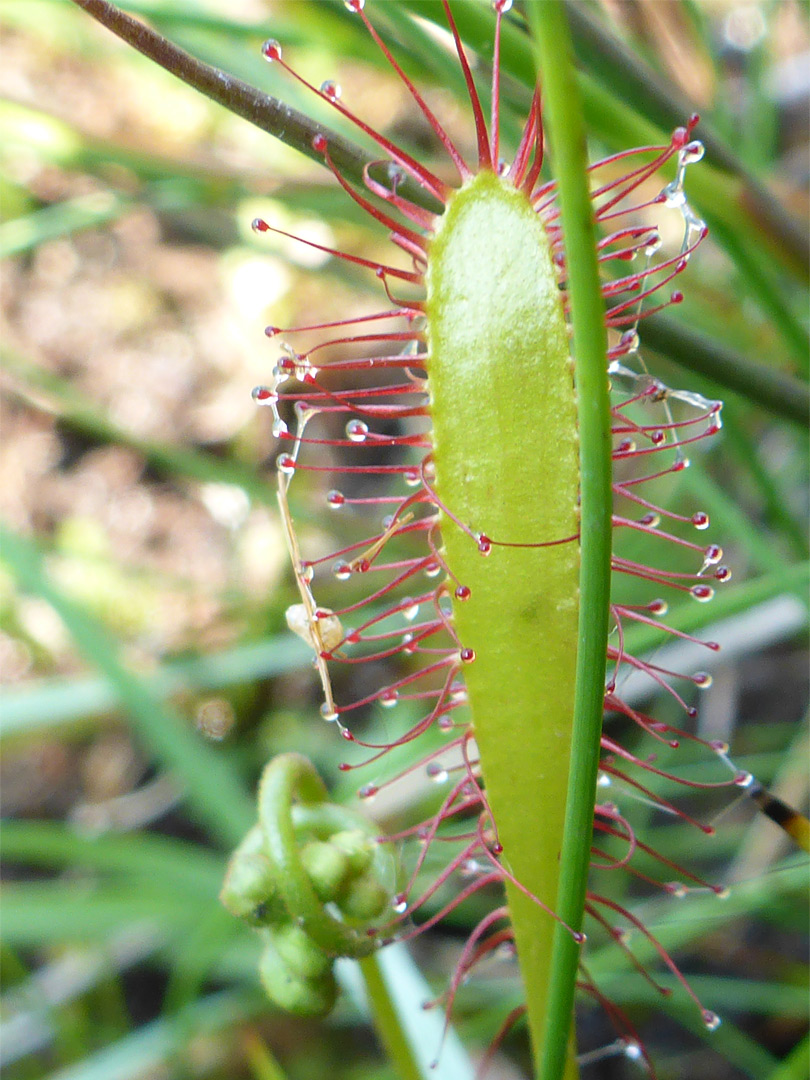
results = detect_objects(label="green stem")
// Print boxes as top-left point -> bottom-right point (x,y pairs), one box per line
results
358,954 -> 423,1080
528,4 -> 612,1079
256,754 -> 375,959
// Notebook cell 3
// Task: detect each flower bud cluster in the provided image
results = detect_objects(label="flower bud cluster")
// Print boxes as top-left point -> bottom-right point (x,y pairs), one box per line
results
221,756 -> 394,1016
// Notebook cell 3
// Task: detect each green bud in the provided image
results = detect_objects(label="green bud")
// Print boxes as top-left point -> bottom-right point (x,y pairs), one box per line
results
300,840 -> 350,901
259,940 -> 337,1017
220,849 -> 278,926
331,829 -> 375,876
272,922 -> 331,979
338,871 -> 389,921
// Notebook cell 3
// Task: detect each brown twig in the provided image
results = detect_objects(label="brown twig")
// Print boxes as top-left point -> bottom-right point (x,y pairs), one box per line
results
68,0 -> 441,212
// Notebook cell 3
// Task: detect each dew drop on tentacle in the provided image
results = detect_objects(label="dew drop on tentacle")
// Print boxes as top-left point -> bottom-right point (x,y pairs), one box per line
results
702,1010 -> 721,1032
623,1040 -> 643,1062
621,329 -> 640,353
402,598 -> 419,621
690,584 -> 714,603
320,703 -> 339,722
333,560 -> 352,582
320,79 -> 342,102
426,762 -> 449,784
327,489 -> 345,509
261,39 -> 282,62
346,419 -> 369,443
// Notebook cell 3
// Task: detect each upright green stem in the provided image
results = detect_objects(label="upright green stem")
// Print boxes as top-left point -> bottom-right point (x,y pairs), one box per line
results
528,5 -> 612,1079
358,955 -> 423,1080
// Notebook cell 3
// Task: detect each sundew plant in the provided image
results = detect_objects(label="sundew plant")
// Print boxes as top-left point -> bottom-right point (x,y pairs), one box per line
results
2,3 -> 808,1080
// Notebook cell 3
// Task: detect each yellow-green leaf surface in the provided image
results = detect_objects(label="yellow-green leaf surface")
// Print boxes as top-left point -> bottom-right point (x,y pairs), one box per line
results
427,169 -> 580,1077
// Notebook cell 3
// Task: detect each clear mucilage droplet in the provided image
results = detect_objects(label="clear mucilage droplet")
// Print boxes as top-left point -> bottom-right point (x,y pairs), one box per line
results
702,1010 -> 721,1032
346,419 -> 369,443
426,762 -> 449,784
320,80 -> 342,101
623,1041 -> 643,1062
251,385 -> 275,404
620,329 -> 640,353
690,584 -> 714,603
682,140 -> 705,165
402,599 -> 419,621
261,39 -> 282,62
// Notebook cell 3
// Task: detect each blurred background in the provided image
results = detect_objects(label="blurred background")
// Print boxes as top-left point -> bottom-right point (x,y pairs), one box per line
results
1,2 -> 808,1079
